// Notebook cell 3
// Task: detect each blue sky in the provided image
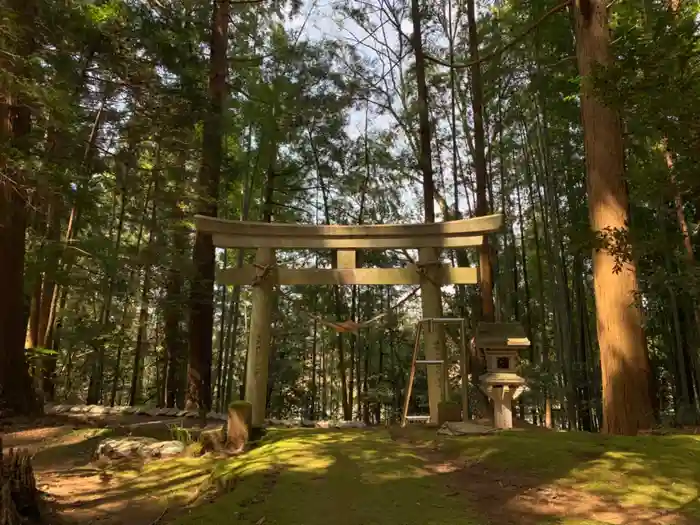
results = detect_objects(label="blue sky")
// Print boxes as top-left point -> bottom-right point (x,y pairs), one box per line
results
283,0 -> 431,223
285,0 -> 404,138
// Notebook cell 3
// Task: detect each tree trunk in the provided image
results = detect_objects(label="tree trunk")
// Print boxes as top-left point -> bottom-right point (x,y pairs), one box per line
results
187,0 -> 230,412
0,0 -> 39,416
310,314 -> 318,419
222,153 -> 255,409
523,142 -> 552,427
165,244 -> 187,407
411,0 -> 446,422
129,243 -> 155,406
573,0 -> 653,435
38,201 -> 61,400
311,132 -> 351,420
465,0 -> 494,324
362,300 -> 371,425
243,129 -> 278,427
109,176 -> 154,406
214,252 -> 227,408
349,286 -> 357,416
87,185 -> 126,405
165,163 -> 188,408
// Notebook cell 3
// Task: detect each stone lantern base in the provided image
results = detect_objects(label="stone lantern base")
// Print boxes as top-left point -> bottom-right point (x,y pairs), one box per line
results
479,373 -> 527,430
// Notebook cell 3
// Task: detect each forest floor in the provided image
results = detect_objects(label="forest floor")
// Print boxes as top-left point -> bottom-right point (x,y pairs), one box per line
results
3,415 -> 700,525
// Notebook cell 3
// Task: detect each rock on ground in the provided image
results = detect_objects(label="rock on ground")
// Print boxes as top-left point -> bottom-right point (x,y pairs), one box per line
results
95,437 -> 185,461
436,421 -> 498,436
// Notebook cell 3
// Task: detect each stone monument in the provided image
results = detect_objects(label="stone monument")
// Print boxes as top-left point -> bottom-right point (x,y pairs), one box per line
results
474,322 -> 530,429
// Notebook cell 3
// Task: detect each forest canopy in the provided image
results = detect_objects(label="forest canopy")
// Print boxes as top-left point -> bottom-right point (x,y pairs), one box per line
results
1,0 -> 699,437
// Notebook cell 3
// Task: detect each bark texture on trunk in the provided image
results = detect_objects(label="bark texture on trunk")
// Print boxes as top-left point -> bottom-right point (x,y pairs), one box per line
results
0,0 -> 39,417
465,0 -> 494,323
573,0 -> 653,435
187,0 -> 230,412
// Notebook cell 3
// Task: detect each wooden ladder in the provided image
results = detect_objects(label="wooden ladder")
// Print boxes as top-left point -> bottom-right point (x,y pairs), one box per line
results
400,317 -> 470,427
401,319 -> 447,427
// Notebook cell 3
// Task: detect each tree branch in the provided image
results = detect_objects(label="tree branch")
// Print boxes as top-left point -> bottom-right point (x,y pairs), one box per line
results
425,0 -> 573,69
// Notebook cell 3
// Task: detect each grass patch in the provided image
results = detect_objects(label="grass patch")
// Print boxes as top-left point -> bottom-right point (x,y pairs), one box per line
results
175,428 -> 480,525
172,427 -> 700,525
109,455 -> 221,504
458,431 -> 700,510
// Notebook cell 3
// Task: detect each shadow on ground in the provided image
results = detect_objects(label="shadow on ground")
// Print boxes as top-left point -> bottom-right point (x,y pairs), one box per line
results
171,426 -> 700,525
6,418 -> 700,525
4,417 -> 223,525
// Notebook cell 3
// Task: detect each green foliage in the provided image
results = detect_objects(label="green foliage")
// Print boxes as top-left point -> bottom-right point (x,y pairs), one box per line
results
8,0 -> 700,431
168,423 -> 194,446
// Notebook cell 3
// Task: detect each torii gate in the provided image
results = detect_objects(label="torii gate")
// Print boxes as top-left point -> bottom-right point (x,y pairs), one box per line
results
195,213 -> 504,427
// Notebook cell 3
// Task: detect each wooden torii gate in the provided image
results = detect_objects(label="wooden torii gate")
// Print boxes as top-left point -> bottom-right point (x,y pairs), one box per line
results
195,213 -> 504,427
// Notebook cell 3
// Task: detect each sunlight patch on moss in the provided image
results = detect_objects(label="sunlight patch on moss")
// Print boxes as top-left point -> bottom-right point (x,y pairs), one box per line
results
110,455 -> 220,503
171,428 -> 700,525
213,432 -> 337,481
556,438 -> 700,509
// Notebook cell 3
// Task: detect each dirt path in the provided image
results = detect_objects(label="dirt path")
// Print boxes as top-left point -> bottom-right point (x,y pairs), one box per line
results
2,415 -> 220,525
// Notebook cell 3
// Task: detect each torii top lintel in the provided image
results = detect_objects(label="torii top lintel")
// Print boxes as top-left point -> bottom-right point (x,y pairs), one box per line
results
194,213 -> 505,250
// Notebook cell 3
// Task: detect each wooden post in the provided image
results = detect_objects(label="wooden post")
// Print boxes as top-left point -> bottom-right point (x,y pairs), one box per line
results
460,318 -> 469,421
244,248 -> 275,428
401,322 -> 424,427
336,250 -> 356,270
418,247 -> 446,422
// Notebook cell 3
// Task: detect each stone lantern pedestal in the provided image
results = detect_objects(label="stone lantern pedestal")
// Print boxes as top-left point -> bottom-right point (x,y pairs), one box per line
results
474,323 -> 531,430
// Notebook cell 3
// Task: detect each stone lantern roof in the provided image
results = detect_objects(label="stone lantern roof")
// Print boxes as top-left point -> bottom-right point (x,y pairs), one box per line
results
473,322 -> 531,350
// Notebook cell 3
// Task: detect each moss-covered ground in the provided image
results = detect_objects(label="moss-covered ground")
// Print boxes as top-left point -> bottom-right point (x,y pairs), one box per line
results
173,426 -> 700,525
5,417 -> 700,525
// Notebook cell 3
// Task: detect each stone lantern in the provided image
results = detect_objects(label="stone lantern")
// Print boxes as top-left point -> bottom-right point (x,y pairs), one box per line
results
474,322 -> 530,430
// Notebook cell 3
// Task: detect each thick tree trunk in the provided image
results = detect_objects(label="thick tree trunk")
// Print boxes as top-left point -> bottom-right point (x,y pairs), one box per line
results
465,0 -> 494,324
573,0 -> 654,435
0,0 -> 39,417
187,0 -> 230,412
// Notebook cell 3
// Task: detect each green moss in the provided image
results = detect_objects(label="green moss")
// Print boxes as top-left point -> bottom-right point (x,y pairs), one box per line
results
176,429 -> 480,525
229,400 -> 253,409
170,427 -> 700,525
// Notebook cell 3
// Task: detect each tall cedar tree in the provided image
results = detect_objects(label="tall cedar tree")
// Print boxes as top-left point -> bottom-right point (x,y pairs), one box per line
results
0,0 -> 39,416
465,0 -> 495,323
573,0 -> 654,435
187,0 -> 230,411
